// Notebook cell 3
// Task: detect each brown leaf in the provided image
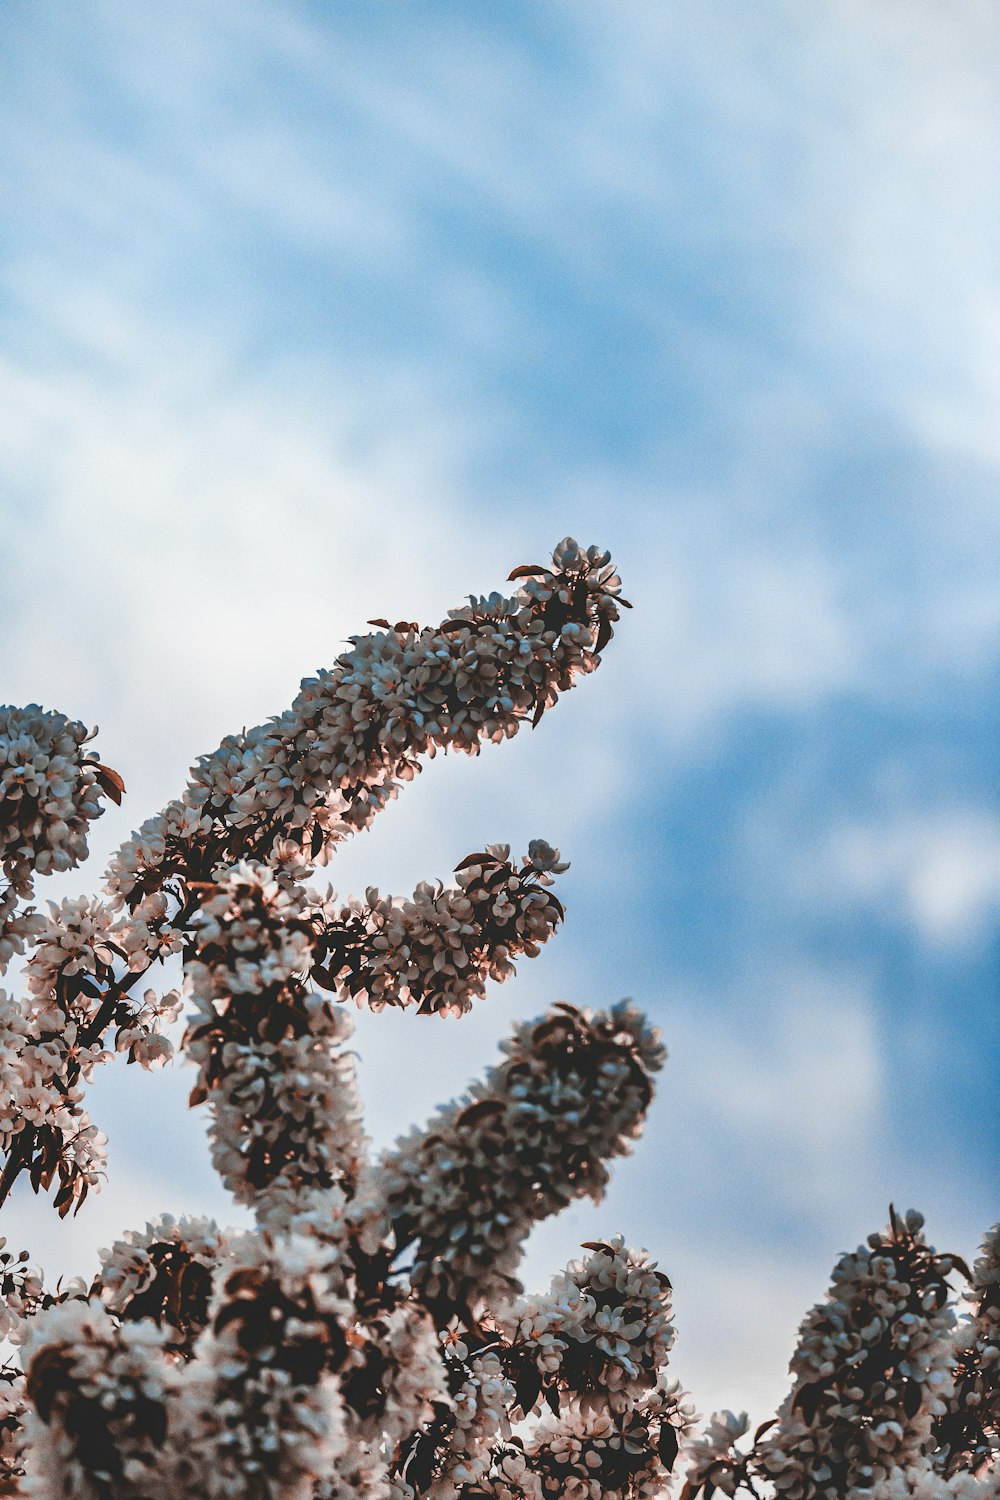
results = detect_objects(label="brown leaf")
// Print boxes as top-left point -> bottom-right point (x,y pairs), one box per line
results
367,619 -> 391,628
453,852 -> 494,872
507,564 -> 551,581
310,964 -> 342,993
455,1099 -> 505,1130
94,763 -> 126,805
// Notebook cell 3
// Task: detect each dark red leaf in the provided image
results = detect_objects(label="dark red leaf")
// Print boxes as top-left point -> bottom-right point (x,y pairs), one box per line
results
310,964 -> 341,993
94,763 -> 126,805
507,564 -> 551,581
456,1100 -> 505,1130
453,852 -> 494,872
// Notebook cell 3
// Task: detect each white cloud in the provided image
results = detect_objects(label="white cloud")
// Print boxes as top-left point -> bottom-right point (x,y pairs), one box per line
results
817,812 -> 1000,949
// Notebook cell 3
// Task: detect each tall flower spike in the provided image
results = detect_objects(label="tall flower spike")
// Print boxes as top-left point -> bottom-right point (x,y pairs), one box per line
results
166,1233 -> 352,1500
379,1002 -> 665,1323
21,1296 -> 176,1500
0,705 -> 117,902
184,863 -> 367,1215
756,1208 -> 960,1500
313,842 -> 567,1017
105,538 -> 625,909
934,1224 -> 1000,1479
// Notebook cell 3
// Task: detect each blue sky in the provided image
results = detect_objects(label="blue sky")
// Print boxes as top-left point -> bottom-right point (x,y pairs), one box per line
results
1,0 -> 997,1421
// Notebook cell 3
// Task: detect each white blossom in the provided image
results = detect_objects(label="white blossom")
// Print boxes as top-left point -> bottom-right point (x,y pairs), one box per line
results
757,1209 -> 959,1499
378,1002 -> 664,1317
21,1296 -> 176,1500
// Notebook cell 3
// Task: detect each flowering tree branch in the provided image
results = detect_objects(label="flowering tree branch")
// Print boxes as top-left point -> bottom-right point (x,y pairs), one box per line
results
0,538 -> 994,1500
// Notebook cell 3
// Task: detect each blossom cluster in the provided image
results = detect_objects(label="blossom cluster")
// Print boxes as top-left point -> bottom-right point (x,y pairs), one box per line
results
499,1236 -> 676,1415
96,1214 -> 226,1358
400,1349 -> 514,1498
867,1462 -> 1000,1498
0,890 -> 162,1217
0,980 -> 108,1216
754,1208 -> 960,1499
166,1233 -> 352,1500
21,1296 -> 174,1500
936,1226 -> 1000,1478
379,1001 -> 665,1319
315,840 -> 568,1018
104,539 -> 625,910
483,1377 -> 692,1500
0,706 -> 110,903
185,863 -> 367,1213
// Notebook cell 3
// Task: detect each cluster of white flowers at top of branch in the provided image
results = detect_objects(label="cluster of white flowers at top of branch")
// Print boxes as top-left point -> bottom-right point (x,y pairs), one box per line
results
934,1225 -> 1000,1481
497,1236 -> 677,1416
0,707 -> 113,903
387,1236 -> 691,1500
104,538 -> 625,909
380,1001 -> 664,1322
754,1208 -> 960,1500
681,1211 -> 1000,1500
0,706 -> 122,978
